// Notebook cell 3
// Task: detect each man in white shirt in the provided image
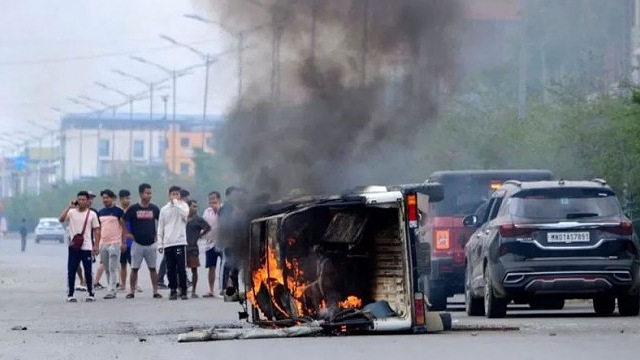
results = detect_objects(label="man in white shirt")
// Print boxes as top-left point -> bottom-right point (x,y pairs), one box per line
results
202,191 -> 221,298
157,186 -> 189,300
59,191 -> 101,303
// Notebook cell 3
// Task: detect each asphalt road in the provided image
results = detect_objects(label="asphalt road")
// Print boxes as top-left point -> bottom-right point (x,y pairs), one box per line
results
1,234 -> 639,360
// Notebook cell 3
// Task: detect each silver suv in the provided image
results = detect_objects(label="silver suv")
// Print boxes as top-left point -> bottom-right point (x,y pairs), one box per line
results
34,217 -> 66,244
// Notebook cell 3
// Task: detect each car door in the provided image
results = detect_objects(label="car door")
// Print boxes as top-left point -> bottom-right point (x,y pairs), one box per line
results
467,198 -> 496,289
480,191 -> 506,264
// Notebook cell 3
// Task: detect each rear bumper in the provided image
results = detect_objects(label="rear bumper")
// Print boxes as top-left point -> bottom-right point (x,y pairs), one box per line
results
430,257 -> 465,294
491,259 -> 640,298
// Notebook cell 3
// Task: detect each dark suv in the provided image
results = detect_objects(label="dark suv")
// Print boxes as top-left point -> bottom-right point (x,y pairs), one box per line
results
463,179 -> 640,318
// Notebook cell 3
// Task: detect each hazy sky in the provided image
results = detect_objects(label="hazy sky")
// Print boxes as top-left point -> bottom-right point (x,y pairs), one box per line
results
0,0 -> 240,139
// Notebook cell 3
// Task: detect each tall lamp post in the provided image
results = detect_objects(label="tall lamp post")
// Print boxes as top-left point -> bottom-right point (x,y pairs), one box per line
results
184,14 -> 269,112
159,34 -> 218,151
67,97 -> 100,178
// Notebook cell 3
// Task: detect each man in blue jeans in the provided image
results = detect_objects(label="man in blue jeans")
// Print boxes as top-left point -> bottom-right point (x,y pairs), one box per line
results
59,191 -> 101,303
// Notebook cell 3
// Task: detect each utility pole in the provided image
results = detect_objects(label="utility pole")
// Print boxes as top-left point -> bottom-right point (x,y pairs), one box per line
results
361,0 -> 369,87
517,0 -> 528,120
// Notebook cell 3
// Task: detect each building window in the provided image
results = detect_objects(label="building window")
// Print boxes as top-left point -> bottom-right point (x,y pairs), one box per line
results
180,162 -> 190,175
180,137 -> 190,149
133,140 -> 144,158
98,139 -> 110,157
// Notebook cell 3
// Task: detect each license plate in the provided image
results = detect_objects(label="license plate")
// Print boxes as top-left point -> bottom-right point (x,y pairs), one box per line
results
547,232 -> 590,243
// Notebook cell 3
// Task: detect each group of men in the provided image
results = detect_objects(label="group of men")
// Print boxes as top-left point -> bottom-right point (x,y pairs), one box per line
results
59,183 -> 242,302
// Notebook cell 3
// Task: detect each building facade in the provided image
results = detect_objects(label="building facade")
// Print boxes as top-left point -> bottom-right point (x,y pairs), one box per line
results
61,113 -> 223,183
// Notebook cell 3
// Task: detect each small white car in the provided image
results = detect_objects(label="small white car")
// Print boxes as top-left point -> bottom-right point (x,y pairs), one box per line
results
34,217 -> 66,244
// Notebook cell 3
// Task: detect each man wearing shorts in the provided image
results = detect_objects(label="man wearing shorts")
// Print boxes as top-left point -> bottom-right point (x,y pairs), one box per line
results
124,183 -> 162,299
202,191 -> 221,298
118,189 -> 134,292
185,199 -> 211,298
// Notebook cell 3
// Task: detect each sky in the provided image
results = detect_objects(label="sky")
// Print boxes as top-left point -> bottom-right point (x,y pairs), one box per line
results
0,0 -> 242,143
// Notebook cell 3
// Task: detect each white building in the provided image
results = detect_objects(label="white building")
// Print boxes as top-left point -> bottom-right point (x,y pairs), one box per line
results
61,113 -> 222,183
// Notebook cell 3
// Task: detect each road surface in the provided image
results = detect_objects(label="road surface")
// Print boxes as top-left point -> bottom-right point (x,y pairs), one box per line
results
1,234 -> 639,360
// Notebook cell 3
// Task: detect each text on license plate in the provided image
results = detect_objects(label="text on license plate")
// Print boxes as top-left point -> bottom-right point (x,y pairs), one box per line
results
547,232 -> 590,243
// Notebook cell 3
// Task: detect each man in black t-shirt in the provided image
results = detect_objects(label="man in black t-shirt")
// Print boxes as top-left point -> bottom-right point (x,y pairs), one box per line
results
124,183 -> 162,299
185,200 -> 211,298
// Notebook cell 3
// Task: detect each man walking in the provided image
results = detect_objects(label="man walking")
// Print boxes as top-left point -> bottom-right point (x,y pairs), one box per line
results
202,191 -> 221,298
124,183 -> 162,299
97,189 -> 126,299
59,191 -> 100,303
186,199 -> 211,298
19,218 -> 27,252
157,186 -> 189,300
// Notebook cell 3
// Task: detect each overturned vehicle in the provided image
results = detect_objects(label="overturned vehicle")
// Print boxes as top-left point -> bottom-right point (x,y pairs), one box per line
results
243,184 -> 446,334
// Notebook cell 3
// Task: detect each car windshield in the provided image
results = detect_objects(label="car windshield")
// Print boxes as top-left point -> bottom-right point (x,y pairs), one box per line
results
508,187 -> 622,220
39,221 -> 61,228
431,179 -> 503,216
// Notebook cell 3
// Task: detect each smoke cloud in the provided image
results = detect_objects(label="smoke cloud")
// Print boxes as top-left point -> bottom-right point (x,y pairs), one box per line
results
202,0 -> 463,197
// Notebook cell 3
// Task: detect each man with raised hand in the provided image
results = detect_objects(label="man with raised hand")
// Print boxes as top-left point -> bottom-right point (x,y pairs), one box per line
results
157,186 -> 189,300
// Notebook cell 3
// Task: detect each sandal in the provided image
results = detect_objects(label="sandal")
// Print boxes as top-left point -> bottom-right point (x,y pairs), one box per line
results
125,293 -> 135,299
153,293 -> 163,299
202,293 -> 214,298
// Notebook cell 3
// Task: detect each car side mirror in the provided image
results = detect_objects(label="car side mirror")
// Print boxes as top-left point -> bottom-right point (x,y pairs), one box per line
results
463,215 -> 478,227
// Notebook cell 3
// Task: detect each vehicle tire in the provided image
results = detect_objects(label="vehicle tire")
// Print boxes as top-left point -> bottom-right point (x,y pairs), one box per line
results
593,295 -> 615,316
428,284 -> 448,311
484,267 -> 507,318
618,291 -> 640,317
35,237 -> 40,244
58,237 -> 64,244
465,264 -> 484,316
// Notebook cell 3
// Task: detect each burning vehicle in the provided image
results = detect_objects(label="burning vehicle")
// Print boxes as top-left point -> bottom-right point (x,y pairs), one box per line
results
242,183 -> 446,334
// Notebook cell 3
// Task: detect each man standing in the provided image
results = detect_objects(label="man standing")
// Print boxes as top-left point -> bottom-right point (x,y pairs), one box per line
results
157,188 -> 192,289
157,186 -> 189,300
59,191 -> 100,303
97,189 -> 126,299
124,183 -> 162,299
202,191 -> 221,298
218,186 -> 246,297
186,199 -> 211,298
19,218 -> 27,252
118,189 -> 134,292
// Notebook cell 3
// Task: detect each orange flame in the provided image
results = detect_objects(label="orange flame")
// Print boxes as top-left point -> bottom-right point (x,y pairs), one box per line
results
338,296 -> 362,309
247,240 -> 364,320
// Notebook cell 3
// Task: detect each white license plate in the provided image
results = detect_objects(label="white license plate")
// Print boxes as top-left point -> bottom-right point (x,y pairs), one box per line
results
547,232 -> 590,243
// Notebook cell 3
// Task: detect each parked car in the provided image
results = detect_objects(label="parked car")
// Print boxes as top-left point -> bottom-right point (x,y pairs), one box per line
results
34,217 -> 66,244
463,179 -> 640,318
421,169 -> 554,310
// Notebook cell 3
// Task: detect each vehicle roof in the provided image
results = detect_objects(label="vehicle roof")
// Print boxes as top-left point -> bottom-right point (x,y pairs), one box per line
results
501,180 -> 613,192
427,169 -> 553,181
38,217 -> 60,221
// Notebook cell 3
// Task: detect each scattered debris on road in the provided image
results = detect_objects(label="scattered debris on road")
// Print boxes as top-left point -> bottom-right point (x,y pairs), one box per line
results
10,325 -> 27,331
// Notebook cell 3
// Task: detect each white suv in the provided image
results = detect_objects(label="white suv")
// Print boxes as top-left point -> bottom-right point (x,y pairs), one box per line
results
34,217 -> 66,244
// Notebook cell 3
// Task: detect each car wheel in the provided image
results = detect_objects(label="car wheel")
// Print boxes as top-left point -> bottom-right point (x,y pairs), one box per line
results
428,283 -> 448,311
35,237 -> 40,244
618,291 -> 640,317
484,266 -> 507,318
59,237 -> 64,244
593,295 -> 615,316
465,264 -> 484,316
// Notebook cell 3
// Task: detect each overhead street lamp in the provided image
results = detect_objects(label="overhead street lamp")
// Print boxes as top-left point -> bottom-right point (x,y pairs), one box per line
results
160,34 -> 221,152
184,14 -> 272,111
159,34 -> 218,124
